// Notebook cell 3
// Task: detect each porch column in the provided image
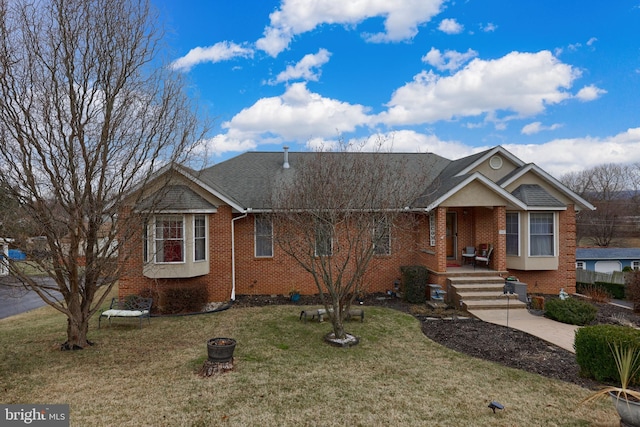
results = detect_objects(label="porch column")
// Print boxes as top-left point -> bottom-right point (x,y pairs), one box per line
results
436,206 -> 447,272
493,206 -> 507,271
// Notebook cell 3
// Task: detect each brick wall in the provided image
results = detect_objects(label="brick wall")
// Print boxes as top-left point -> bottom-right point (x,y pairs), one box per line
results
234,214 -> 421,296
120,211 -> 428,301
119,205 -> 578,302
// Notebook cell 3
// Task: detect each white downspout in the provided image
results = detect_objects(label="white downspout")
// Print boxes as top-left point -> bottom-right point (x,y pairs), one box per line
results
231,212 -> 248,301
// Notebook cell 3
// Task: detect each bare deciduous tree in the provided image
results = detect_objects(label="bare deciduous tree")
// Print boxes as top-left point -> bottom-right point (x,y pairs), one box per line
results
0,0 -> 206,349
561,163 -> 638,246
271,141 -> 435,342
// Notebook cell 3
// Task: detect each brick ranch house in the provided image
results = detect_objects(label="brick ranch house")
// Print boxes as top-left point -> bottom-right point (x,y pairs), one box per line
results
118,146 -> 595,306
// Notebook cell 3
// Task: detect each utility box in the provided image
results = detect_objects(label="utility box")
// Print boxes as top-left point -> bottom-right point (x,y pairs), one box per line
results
504,278 -> 527,303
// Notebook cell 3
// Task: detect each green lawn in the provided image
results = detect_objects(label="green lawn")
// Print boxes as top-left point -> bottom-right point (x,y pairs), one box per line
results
0,300 -> 618,426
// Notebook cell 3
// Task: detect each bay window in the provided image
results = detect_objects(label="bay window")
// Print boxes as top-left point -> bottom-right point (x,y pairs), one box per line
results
506,212 -> 519,256
530,212 -> 554,256
155,216 -> 184,263
194,215 -> 206,261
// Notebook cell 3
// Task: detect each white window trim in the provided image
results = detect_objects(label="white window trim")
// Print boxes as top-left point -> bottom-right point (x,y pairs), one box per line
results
193,215 -> 208,263
154,215 -> 186,264
506,212 -> 520,257
527,212 -> 556,257
254,216 -> 274,258
576,261 -> 585,270
632,261 -> 640,270
143,220 -> 149,263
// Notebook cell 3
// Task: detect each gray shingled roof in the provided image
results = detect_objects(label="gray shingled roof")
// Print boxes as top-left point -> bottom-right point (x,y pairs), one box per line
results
198,151 -> 451,209
576,248 -> 640,260
138,185 -> 217,212
510,184 -> 565,207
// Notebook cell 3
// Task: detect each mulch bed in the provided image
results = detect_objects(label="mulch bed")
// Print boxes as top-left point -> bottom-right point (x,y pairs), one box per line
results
232,293 -> 640,390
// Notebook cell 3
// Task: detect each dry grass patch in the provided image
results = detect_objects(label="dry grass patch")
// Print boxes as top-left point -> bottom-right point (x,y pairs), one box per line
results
0,302 -> 619,426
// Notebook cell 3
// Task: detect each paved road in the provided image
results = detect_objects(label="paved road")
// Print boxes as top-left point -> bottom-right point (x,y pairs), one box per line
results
0,276 -> 60,320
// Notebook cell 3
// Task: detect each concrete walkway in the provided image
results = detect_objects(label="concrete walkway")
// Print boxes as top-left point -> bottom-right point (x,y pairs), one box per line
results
469,308 -> 579,353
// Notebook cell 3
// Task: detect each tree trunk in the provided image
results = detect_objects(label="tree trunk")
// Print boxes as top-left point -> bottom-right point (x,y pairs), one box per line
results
329,302 -> 348,340
62,306 -> 92,350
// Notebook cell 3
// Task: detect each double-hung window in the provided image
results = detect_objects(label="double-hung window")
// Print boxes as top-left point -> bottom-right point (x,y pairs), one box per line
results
255,216 -> 273,257
529,212 -> 554,256
506,212 -> 519,256
315,221 -> 333,256
373,218 -> 391,256
155,216 -> 184,263
194,215 -> 206,261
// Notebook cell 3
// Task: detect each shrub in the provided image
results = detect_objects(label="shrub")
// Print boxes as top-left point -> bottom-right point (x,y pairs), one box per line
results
161,286 -> 208,314
400,265 -> 428,304
626,270 -> 640,313
593,281 -> 625,300
139,288 -> 161,314
544,297 -> 597,326
577,284 -> 612,303
575,324 -> 640,383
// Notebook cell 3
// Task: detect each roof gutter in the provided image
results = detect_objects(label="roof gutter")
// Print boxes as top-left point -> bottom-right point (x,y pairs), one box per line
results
231,212 -> 248,301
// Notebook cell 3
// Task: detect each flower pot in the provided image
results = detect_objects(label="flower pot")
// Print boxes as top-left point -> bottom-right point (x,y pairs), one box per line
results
610,392 -> 640,427
207,338 -> 236,363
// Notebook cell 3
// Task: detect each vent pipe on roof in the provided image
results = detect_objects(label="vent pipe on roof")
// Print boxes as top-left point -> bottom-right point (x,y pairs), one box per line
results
283,146 -> 290,169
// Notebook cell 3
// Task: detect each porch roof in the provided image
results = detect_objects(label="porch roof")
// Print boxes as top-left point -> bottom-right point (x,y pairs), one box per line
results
511,184 -> 565,208
137,185 -> 217,213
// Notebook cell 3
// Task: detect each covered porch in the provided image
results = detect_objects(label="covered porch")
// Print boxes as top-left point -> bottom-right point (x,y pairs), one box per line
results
419,205 -> 508,287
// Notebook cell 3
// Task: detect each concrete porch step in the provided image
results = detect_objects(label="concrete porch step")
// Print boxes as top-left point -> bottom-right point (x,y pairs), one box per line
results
457,291 -> 511,300
448,276 -> 505,285
463,298 -> 527,310
447,276 -> 527,311
451,284 -> 504,293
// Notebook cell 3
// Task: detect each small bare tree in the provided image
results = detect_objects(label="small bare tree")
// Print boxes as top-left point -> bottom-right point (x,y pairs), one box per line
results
271,141 -> 434,342
0,0 -> 206,349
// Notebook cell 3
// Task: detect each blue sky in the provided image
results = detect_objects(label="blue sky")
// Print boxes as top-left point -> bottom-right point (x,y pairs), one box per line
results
154,0 -> 640,178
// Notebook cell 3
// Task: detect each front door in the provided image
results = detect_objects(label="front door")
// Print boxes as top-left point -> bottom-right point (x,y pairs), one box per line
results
446,212 -> 456,258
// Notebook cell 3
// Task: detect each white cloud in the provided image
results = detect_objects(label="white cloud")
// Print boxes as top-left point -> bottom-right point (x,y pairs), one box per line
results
481,23 -> 497,32
586,37 -> 598,46
438,18 -> 463,34
521,122 -> 562,135
576,84 -> 607,101
271,49 -> 332,84
305,130 -> 466,154
205,83 -> 372,154
379,50 -> 579,126
198,133 -> 261,157
256,0 -> 444,57
422,47 -> 478,72
171,41 -> 253,72
505,128 -> 640,177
